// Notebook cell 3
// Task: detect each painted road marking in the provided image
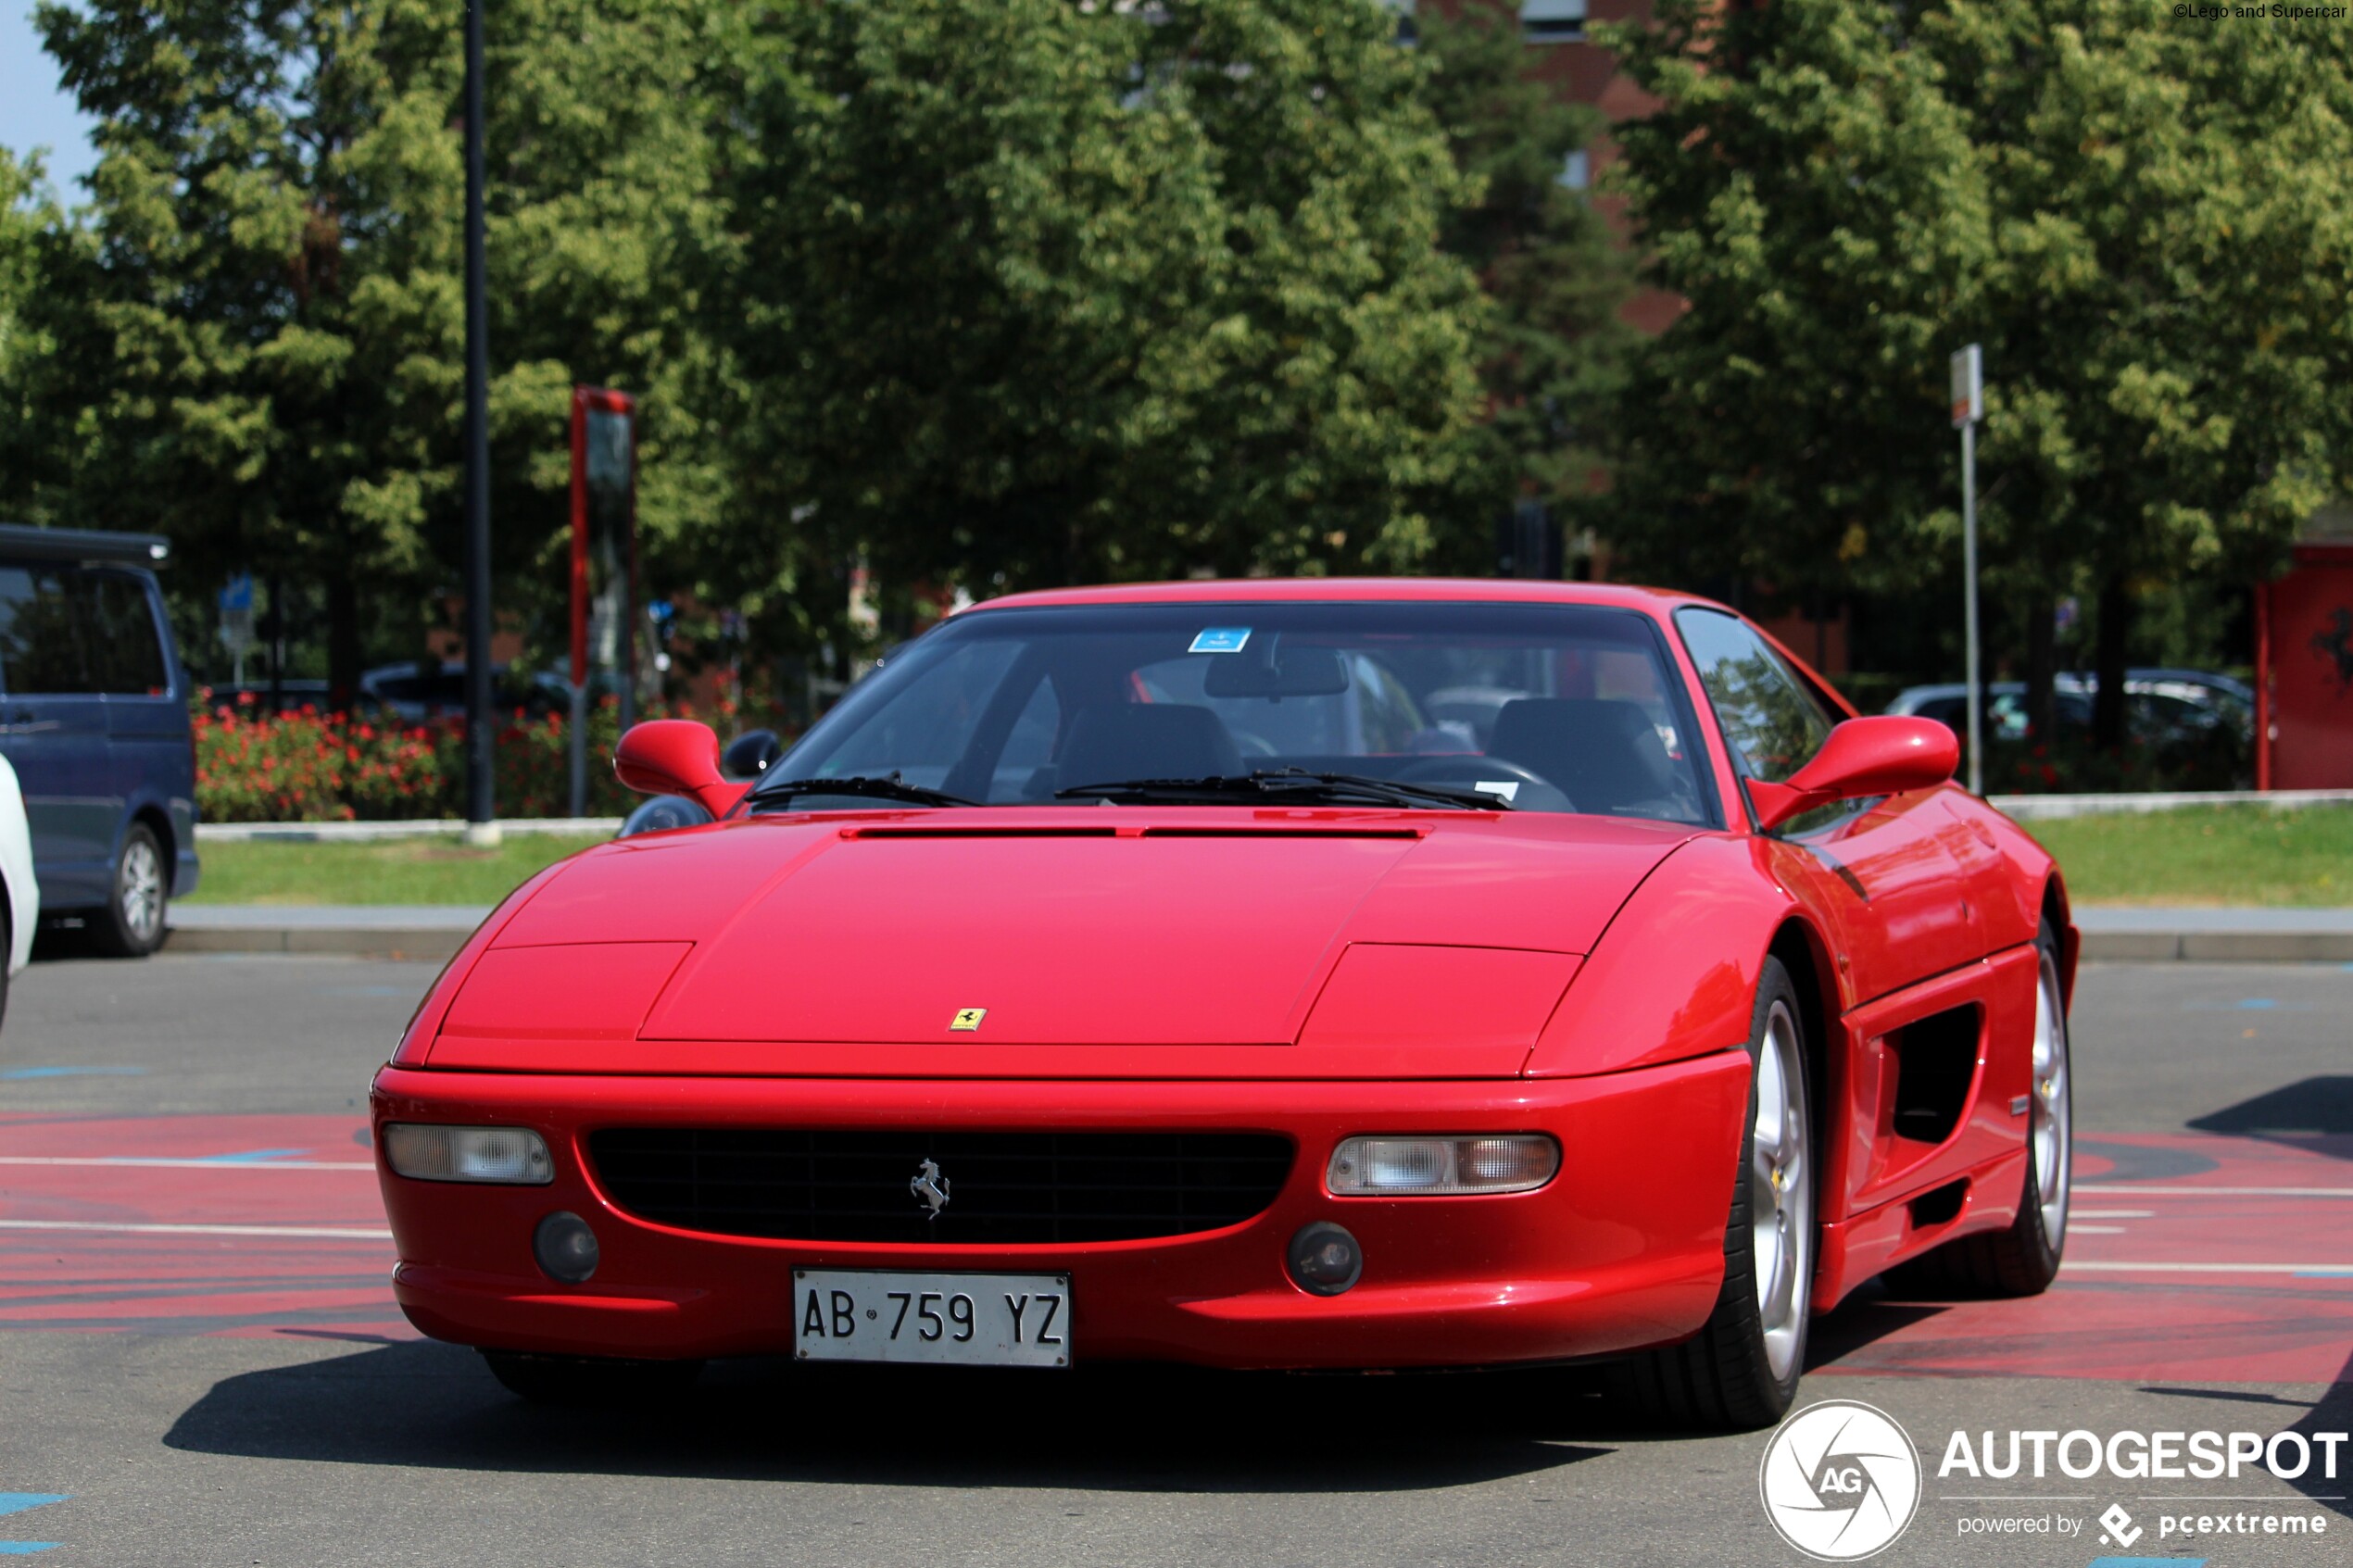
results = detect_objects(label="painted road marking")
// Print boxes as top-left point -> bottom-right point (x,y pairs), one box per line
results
0,1221 -> 391,1241
2063,1261 -> 2353,1274
2075,1185 -> 2353,1198
2072,1210 -> 2155,1219
0,1494 -> 64,1557
2069,1225 -> 2127,1234
0,1067 -> 142,1080
0,1157 -> 373,1171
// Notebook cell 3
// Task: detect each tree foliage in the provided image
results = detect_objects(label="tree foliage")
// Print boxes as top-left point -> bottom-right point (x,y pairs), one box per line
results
709,0 -> 1494,596
0,0 -> 726,692
1595,0 -> 2353,735
1416,0 -> 1633,511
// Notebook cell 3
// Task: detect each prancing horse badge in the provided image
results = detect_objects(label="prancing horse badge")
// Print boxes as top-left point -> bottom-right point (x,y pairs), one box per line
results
950,1008 -> 988,1032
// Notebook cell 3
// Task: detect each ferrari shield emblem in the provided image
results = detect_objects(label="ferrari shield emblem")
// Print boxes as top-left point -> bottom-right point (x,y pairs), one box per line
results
950,1008 -> 988,1032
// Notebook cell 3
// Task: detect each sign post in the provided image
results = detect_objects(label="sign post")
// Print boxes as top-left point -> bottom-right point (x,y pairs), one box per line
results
1950,345 -> 1984,797
217,573 -> 255,688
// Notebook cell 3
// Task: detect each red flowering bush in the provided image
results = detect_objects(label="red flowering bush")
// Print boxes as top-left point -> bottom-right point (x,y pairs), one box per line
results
195,678 -> 765,823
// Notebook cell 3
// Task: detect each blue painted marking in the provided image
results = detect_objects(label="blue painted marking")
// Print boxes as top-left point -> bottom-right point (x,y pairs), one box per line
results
2088,1559 -> 2205,1567
0,1545 -> 59,1556
197,1148 -> 308,1164
1188,627 -> 1251,654
0,1500 -> 63,1521
0,1066 -> 144,1080
2235,997 -> 2278,1010
2296,1270 -> 2353,1279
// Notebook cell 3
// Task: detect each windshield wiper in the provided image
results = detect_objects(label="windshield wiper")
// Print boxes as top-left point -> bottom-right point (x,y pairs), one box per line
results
1055,769 -> 1504,811
749,773 -> 978,810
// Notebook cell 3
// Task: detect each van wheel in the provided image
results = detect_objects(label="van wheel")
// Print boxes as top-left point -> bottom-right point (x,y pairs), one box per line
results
91,823 -> 168,959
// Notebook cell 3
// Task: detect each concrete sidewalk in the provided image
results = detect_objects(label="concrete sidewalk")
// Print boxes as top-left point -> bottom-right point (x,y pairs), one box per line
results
159,902 -> 2353,963
167,904 -> 490,960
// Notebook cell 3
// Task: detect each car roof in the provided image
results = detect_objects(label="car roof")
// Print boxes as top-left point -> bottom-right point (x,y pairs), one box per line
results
966,578 -> 1725,617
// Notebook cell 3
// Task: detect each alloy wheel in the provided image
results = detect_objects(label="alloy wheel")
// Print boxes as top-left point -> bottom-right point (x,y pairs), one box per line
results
1750,999 -> 1813,1383
2032,949 -> 2072,1245
120,837 -> 164,944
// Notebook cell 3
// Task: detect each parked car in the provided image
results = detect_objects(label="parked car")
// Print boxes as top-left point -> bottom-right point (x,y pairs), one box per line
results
0,525 -> 197,957
203,679 -> 335,717
0,754 -> 38,1024
1887,669 -> 2253,750
381,582 -> 2074,1429
359,660 -> 557,723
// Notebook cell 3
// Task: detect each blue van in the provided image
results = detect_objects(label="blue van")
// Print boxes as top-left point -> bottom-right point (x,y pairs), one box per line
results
0,526 -> 199,956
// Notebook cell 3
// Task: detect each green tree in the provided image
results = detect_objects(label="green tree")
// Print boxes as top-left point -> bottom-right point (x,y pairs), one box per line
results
0,0 -> 727,696
1416,0 -> 1633,525
709,0 -> 1493,598
0,150 -> 55,397
1594,0 -> 2353,745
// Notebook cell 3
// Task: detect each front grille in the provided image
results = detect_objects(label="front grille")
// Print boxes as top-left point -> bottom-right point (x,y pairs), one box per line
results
587,1128 -> 1296,1245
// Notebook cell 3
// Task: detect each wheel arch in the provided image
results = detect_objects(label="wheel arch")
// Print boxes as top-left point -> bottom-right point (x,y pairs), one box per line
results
1766,915 -> 1839,1198
2040,869 -> 2076,1003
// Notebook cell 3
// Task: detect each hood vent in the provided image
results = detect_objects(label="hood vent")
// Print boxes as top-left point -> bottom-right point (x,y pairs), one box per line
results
842,825 -> 1119,839
1141,826 -> 1423,840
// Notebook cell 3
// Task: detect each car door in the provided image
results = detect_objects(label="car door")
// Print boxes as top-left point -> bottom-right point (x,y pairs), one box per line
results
1674,608 -> 1985,1004
0,565 -> 120,908
88,569 -> 192,887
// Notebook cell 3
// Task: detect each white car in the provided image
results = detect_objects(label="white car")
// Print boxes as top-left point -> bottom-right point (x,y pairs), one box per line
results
0,755 -> 40,1016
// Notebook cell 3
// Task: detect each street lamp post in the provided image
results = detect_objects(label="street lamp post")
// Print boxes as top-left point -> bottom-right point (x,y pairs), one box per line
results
1950,344 -> 1984,797
461,0 -> 497,846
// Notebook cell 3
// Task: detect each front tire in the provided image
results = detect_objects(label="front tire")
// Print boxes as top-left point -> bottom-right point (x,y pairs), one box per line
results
1609,956 -> 1814,1430
89,823 -> 168,959
482,1349 -> 704,1406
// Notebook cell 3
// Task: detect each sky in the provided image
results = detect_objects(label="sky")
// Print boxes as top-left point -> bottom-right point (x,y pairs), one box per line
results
3,3 -> 98,193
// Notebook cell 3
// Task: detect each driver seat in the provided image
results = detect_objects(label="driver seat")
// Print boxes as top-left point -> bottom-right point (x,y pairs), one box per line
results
1487,698 -> 1675,815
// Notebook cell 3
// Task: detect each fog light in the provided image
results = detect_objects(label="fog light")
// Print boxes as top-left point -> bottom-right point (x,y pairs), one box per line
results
1327,1135 -> 1558,1196
382,1123 -> 554,1185
534,1210 -> 599,1283
1287,1221 -> 1363,1297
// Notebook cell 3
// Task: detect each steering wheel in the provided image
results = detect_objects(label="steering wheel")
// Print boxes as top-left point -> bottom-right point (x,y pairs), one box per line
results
1388,754 -> 1572,813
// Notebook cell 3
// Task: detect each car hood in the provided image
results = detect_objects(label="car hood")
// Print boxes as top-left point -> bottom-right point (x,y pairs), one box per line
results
428,809 -> 1700,1078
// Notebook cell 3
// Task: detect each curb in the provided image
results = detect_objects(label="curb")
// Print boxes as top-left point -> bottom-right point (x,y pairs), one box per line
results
197,817 -> 620,843
2078,930 -> 2353,964
164,925 -> 469,961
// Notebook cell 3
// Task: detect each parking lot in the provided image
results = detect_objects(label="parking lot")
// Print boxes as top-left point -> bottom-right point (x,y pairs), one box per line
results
0,953 -> 2346,1565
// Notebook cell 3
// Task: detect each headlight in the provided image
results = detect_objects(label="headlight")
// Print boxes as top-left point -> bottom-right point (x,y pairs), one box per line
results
382,1123 -> 555,1185
1326,1135 -> 1558,1196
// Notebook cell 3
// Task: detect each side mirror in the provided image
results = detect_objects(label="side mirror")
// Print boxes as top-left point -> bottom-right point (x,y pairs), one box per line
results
1745,716 -> 1959,832
721,727 -> 784,782
613,720 -> 747,818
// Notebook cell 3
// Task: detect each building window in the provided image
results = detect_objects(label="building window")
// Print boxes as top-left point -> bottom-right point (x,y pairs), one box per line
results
1558,149 -> 1591,190
1520,0 -> 1587,44
1381,0 -> 1418,46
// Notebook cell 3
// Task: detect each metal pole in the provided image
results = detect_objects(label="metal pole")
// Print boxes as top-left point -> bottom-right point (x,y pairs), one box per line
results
568,682 -> 587,818
461,0 -> 497,846
1961,419 -> 1983,797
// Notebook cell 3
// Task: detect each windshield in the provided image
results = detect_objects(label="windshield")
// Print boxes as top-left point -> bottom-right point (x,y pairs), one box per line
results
761,601 -> 1718,825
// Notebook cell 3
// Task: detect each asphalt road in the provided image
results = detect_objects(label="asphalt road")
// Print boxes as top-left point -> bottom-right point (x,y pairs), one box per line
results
0,955 -> 2347,1566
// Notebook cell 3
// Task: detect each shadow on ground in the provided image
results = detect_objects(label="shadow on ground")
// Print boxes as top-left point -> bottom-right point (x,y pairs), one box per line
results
164,1341 -> 1643,1491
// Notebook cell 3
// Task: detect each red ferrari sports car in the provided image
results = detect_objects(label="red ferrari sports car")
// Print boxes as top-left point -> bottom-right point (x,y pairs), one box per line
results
372,580 -> 2073,1429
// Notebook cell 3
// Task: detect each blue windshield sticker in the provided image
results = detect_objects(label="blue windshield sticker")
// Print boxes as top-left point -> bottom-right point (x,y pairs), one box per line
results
1189,627 -> 1252,654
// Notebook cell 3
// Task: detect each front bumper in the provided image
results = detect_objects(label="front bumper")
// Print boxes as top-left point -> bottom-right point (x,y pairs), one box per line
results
371,1051 -> 1748,1371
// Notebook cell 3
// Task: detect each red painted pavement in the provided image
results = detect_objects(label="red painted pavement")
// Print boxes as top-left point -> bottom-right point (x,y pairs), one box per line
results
1,1116 -> 2346,1380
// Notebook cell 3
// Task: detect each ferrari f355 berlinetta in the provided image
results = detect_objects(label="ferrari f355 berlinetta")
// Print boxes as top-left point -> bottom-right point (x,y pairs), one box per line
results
372,581 -> 2072,1429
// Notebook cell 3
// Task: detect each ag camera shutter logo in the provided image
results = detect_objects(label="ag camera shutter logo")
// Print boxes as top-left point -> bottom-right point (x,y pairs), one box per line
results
1759,1399 -> 1922,1561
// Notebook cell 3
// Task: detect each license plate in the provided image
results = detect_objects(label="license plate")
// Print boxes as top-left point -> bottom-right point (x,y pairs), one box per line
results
793,1269 -> 1071,1368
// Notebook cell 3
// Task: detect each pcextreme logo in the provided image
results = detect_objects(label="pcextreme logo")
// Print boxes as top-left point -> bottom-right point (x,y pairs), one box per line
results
1759,1399 -> 1924,1561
